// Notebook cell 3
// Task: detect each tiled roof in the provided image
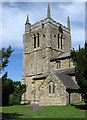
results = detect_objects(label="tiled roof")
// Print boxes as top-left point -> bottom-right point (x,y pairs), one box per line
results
33,72 -> 50,80
50,51 -> 71,61
33,67 -> 78,90
53,67 -> 78,90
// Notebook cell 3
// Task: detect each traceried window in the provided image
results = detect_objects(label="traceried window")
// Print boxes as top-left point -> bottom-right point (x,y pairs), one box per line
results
57,61 -> 61,69
34,34 -> 36,48
61,35 -> 63,49
58,26 -> 63,50
58,33 -> 63,50
37,33 -> 39,47
59,26 -> 63,33
34,33 -> 40,48
58,33 -> 60,49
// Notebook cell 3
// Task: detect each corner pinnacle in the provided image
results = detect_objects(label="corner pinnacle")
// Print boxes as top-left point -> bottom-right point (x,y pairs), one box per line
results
67,16 -> 70,32
25,15 -> 29,24
47,3 -> 50,18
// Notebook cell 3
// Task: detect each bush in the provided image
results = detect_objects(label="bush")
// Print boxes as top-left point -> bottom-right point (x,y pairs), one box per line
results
9,82 -> 26,105
9,93 -> 21,105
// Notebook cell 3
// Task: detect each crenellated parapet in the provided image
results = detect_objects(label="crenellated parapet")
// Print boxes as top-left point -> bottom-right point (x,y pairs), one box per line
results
24,3 -> 70,35
24,17 -> 70,34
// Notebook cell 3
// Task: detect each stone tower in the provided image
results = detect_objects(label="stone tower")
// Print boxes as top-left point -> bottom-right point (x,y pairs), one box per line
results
22,3 -> 71,104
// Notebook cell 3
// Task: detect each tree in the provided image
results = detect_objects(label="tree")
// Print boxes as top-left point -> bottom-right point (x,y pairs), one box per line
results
0,45 -> 14,106
9,81 -> 26,105
2,73 -> 14,106
0,45 -> 14,72
0,46 -> 26,106
71,42 -> 87,104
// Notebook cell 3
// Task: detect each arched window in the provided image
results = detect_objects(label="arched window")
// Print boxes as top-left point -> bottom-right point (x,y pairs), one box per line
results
34,34 -> 36,48
49,81 -> 55,94
58,33 -> 60,49
37,33 -> 39,47
57,61 -> 61,69
61,35 -> 63,49
49,85 -> 51,93
53,84 -> 55,93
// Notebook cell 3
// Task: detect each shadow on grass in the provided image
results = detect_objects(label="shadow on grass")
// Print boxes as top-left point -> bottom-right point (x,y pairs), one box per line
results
2,112 -> 17,120
71,104 -> 87,110
1,112 -> 86,120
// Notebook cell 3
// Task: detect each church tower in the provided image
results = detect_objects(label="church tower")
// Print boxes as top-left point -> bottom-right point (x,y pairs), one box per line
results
22,3 -> 71,104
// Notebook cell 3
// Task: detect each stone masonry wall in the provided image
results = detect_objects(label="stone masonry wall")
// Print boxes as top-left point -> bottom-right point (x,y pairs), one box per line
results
39,72 -> 68,106
33,79 -> 44,104
22,18 -> 71,103
71,93 -> 82,103
51,58 -> 74,71
21,76 -> 34,103
47,24 -> 71,52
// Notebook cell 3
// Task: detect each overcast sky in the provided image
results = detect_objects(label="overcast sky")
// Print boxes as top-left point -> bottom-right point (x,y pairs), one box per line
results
1,2 -> 85,82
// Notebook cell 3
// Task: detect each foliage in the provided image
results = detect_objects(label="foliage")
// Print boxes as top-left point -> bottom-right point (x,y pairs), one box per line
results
0,45 -> 14,72
0,46 -> 26,106
71,42 -> 87,104
0,46 -> 14,106
2,73 -> 14,106
9,81 -> 26,105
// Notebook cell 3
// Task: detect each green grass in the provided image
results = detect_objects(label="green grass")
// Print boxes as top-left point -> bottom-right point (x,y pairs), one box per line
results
0,106 -> 2,112
2,104 -> 33,119
72,102 -> 86,105
19,104 -> 86,118
1,103 -> 86,119
2,105 -> 32,113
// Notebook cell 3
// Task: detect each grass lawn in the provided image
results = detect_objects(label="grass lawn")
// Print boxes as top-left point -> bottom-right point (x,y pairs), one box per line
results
2,104 -> 33,119
19,104 -> 86,119
1,103 -> 87,119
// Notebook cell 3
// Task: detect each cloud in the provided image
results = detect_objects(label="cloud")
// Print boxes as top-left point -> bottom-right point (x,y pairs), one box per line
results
2,2 -> 47,49
0,2 -> 2,48
71,27 -> 85,49
1,2 -> 85,49
85,1 -> 87,42
2,0 -> 86,2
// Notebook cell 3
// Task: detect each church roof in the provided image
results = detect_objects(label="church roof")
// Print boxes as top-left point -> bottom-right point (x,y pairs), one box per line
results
33,72 -> 50,80
34,67 -> 78,90
53,67 -> 78,90
50,51 -> 71,62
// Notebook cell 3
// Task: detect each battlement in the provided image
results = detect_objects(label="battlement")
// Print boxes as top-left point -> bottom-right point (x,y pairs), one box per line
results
24,3 -> 70,34
24,17 -> 69,34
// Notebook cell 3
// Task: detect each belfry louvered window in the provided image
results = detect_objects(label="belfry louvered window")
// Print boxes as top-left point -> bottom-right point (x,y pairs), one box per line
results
37,33 -> 39,47
61,35 -> 63,49
58,33 -> 60,49
34,34 -> 36,48
58,33 -> 63,50
34,33 -> 40,48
